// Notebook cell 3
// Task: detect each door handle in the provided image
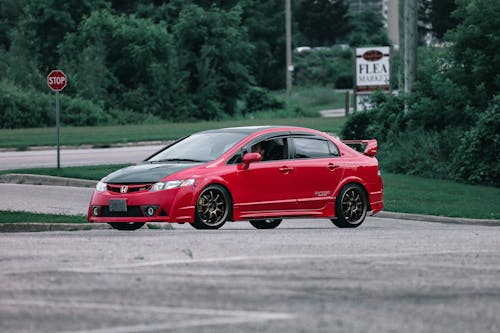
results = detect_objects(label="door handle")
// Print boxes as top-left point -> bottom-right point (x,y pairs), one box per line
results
328,163 -> 340,171
279,166 -> 294,173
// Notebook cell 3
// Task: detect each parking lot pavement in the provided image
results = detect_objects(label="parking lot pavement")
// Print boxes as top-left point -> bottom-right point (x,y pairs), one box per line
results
1,218 -> 500,333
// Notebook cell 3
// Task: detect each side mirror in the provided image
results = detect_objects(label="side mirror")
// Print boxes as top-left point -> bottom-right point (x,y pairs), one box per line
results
241,152 -> 262,170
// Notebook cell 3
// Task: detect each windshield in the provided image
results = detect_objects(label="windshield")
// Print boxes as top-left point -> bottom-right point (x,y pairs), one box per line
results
147,132 -> 247,163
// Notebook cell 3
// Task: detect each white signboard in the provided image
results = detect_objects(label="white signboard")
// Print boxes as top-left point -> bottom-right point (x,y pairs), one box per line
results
356,93 -> 373,111
355,46 -> 390,91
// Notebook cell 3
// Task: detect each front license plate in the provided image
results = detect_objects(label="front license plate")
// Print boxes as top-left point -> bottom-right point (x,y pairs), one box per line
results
109,199 -> 127,212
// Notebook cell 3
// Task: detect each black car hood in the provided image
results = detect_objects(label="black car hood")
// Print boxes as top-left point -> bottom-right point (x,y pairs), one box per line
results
104,163 -> 201,184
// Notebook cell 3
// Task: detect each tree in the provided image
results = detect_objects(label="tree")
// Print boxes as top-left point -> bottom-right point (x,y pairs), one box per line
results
422,0 -> 458,41
347,10 -> 390,47
59,9 -> 183,118
20,0 -> 108,73
173,4 -> 254,119
295,0 -> 349,46
240,0 -> 287,89
0,0 -> 25,50
448,0 -> 500,101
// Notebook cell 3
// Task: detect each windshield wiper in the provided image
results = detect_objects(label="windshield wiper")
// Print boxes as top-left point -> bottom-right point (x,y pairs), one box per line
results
149,158 -> 206,163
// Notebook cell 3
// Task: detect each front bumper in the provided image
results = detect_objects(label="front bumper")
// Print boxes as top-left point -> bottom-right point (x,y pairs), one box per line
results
87,186 -> 196,224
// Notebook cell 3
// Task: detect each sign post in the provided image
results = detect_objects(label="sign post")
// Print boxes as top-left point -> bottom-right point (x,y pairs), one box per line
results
47,70 -> 67,169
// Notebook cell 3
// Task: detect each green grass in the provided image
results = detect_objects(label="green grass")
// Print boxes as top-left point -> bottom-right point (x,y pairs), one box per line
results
383,173 -> 500,220
1,165 -> 498,220
0,211 -> 86,223
0,117 -> 346,149
0,164 -> 131,180
276,86 -> 347,113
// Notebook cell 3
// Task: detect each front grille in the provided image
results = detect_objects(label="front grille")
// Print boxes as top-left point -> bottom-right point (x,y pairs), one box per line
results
107,183 -> 153,194
100,206 -> 144,217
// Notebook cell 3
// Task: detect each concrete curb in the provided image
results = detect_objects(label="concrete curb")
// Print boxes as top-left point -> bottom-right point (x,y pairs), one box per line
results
0,223 -> 110,233
376,211 -> 500,227
0,222 -> 174,233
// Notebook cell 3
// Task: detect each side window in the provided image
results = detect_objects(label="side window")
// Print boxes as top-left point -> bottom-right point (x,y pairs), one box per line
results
292,137 -> 331,159
252,137 -> 288,161
227,137 -> 288,164
227,151 -> 243,165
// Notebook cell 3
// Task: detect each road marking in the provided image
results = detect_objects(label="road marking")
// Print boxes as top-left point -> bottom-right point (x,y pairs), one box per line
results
0,299 -> 293,333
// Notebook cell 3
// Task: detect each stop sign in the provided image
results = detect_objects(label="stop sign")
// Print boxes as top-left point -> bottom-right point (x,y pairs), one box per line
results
47,70 -> 67,92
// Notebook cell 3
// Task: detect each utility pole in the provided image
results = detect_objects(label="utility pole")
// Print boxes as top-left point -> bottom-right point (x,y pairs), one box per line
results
398,0 -> 405,91
285,0 -> 292,97
404,0 -> 417,112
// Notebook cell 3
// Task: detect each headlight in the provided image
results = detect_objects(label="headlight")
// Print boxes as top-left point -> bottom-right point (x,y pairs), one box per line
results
96,181 -> 107,192
151,179 -> 195,192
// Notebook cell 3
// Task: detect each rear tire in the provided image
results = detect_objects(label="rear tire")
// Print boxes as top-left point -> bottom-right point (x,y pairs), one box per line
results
191,184 -> 231,230
331,184 -> 367,228
108,222 -> 145,231
249,219 -> 282,229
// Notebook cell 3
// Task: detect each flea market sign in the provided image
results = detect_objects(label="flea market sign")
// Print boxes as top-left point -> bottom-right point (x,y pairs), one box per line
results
354,46 -> 390,111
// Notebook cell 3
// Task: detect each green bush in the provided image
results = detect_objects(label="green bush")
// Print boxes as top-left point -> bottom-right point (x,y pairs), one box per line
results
0,80 -> 53,128
61,96 -> 110,126
340,91 -> 405,142
379,128 -> 460,179
452,96 -> 500,186
244,86 -> 283,114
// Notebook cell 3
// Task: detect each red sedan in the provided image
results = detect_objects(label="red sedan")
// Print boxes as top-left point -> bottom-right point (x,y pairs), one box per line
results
88,126 -> 383,230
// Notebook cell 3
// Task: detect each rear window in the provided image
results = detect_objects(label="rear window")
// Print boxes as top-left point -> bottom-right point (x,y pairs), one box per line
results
292,137 -> 331,159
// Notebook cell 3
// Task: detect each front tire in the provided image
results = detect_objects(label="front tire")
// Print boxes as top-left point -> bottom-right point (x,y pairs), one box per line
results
108,222 -> 145,231
331,184 -> 368,228
191,185 -> 231,230
249,219 -> 282,229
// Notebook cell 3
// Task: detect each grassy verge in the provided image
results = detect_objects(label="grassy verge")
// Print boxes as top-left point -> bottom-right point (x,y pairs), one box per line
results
0,211 -> 86,223
0,117 -> 346,149
0,164 -> 131,180
382,173 -> 499,220
1,165 -> 498,220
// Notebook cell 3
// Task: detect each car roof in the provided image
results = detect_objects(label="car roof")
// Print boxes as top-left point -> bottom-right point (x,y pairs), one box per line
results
198,125 -> 310,135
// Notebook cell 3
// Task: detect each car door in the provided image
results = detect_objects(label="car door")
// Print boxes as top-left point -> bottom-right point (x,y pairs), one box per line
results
288,134 -> 344,211
231,135 -> 299,218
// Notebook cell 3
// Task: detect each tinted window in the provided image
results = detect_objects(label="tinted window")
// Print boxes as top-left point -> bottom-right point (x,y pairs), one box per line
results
293,137 -> 331,159
148,132 -> 247,162
228,137 -> 288,165
258,138 -> 287,161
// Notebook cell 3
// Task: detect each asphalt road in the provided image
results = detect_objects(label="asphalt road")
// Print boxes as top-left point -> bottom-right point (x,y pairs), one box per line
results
0,145 -> 165,170
1,218 -> 499,333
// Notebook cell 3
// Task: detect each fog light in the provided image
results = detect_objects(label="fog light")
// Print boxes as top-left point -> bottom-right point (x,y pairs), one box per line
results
92,206 -> 100,217
142,205 -> 158,217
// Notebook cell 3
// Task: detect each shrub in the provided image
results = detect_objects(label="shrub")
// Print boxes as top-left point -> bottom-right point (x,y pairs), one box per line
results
244,86 -> 283,114
340,91 -> 405,142
452,96 -> 500,186
0,80 -> 53,128
379,128 -> 460,179
60,96 -> 110,126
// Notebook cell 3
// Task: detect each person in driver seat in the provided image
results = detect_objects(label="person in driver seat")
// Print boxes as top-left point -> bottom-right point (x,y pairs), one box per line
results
251,142 -> 266,159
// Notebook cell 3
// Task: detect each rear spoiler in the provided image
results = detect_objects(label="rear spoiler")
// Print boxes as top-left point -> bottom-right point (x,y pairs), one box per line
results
342,139 -> 378,157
